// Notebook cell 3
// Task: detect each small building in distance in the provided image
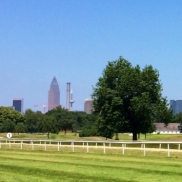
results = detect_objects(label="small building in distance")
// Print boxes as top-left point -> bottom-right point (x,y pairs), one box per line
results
84,98 -> 93,114
170,100 -> 182,114
13,98 -> 23,113
154,123 -> 180,134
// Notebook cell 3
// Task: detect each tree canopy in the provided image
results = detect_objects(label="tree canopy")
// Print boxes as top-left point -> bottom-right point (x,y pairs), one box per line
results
0,107 -> 25,132
92,57 -> 173,140
0,106 -> 98,138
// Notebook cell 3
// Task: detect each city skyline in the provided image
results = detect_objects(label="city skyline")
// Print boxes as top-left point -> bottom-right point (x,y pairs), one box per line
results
1,1 -> 182,111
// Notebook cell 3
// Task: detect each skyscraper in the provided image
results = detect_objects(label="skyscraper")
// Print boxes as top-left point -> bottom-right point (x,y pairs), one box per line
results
13,98 -> 23,113
170,100 -> 182,114
48,76 -> 60,111
84,98 -> 93,114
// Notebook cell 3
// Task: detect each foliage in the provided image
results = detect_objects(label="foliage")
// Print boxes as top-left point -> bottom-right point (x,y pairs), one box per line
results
0,107 -> 25,133
171,112 -> 182,123
46,106 -> 75,134
38,115 -> 59,139
1,119 -> 16,132
24,109 -> 43,133
0,106 -> 98,136
92,57 -> 173,140
15,122 -> 26,133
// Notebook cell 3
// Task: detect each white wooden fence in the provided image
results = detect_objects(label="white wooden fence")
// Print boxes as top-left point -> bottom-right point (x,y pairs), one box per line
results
0,139 -> 182,157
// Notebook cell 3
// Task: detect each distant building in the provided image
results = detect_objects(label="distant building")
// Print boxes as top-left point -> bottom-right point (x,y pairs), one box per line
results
48,76 -> 60,111
154,123 -> 180,133
13,98 -> 23,113
170,100 -> 182,114
84,98 -> 93,114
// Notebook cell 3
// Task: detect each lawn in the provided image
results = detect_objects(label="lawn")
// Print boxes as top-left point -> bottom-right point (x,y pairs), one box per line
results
0,149 -> 182,182
1,132 -> 182,141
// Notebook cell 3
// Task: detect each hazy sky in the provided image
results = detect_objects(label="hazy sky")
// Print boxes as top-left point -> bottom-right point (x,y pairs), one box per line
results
1,0 -> 182,112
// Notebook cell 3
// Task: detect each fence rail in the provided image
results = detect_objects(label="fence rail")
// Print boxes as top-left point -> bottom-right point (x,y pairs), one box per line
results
0,139 -> 182,157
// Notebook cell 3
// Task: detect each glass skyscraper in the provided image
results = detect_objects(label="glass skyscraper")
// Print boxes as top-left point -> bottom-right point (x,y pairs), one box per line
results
13,98 -> 23,113
48,76 -> 60,111
170,100 -> 182,114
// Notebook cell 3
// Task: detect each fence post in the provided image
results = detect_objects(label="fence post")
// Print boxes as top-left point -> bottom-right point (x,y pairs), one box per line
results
168,143 -> 170,157
87,142 -> 89,152
0,141 -> 1,149
109,143 -> 111,148
103,143 -> 106,154
122,143 -> 125,155
159,143 -> 161,149
72,142 -> 74,152
21,141 -> 23,150
31,140 -> 34,150
9,141 -> 11,149
178,144 -> 180,150
143,143 -> 146,156
96,142 -> 97,149
45,141 -> 46,151
83,142 -> 84,149
57,142 -> 59,151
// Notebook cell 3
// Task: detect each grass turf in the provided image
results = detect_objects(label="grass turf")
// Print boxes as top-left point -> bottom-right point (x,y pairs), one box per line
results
1,132 -> 182,141
0,149 -> 182,182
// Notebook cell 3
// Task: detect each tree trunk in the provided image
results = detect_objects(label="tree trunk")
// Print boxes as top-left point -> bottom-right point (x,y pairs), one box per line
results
132,132 -> 137,141
47,132 -> 50,139
115,133 -> 119,140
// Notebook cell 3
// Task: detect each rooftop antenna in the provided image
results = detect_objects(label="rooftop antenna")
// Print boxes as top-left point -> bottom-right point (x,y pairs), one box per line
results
70,90 -> 75,111
66,82 -> 71,110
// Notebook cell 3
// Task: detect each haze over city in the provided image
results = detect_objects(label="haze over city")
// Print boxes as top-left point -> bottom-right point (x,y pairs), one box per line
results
1,0 -> 182,112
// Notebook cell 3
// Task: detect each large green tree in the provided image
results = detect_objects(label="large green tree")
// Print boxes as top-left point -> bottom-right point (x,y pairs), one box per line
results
38,115 -> 59,139
0,107 -> 25,132
24,109 -> 43,133
46,106 -> 75,134
92,57 -> 172,140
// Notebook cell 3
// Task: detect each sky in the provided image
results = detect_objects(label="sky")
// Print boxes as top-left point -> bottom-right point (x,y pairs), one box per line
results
0,0 -> 182,112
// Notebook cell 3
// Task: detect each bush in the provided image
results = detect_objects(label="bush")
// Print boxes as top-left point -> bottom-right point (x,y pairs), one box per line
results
79,126 -> 98,137
50,134 -> 57,139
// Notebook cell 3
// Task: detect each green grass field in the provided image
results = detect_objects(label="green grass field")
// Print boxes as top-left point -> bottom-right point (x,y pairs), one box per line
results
0,133 -> 181,181
0,149 -> 182,182
0,132 -> 182,141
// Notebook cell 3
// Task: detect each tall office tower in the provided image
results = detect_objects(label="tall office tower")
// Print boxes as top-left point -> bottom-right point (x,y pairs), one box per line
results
84,98 -> 93,114
48,76 -> 60,111
13,98 -> 23,113
170,100 -> 176,114
170,100 -> 182,114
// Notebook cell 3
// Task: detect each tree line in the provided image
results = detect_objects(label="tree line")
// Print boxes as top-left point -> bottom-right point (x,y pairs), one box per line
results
0,106 -> 98,139
0,104 -> 181,140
